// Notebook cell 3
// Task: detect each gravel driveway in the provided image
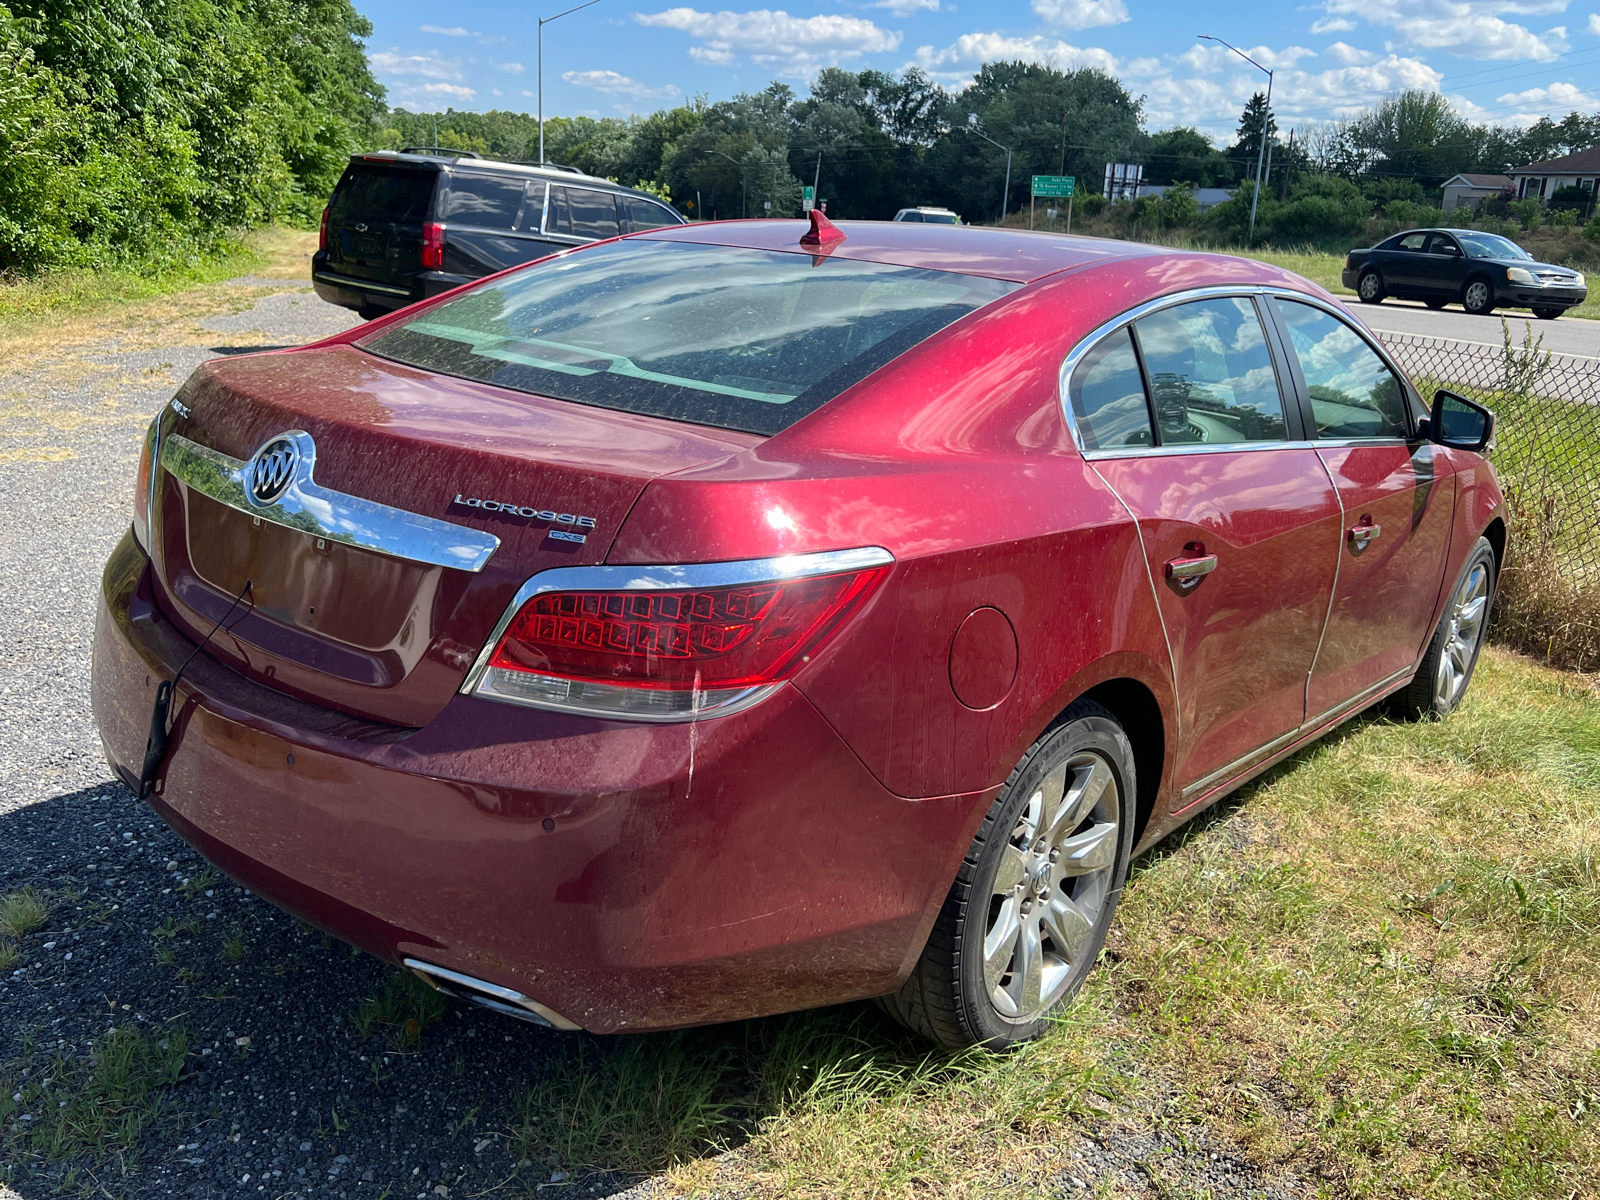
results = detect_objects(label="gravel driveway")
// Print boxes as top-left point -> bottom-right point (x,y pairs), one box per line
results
0,280 -> 1304,1200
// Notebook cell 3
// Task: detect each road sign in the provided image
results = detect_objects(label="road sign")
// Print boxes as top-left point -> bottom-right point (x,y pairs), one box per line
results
1032,175 -> 1075,198
802,186 -> 815,212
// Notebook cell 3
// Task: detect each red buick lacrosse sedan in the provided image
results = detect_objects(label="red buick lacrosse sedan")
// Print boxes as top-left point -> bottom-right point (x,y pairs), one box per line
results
92,214 -> 1504,1048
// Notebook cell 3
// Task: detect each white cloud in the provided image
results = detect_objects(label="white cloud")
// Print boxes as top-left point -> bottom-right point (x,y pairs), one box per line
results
1311,15 -> 1358,31
420,25 -> 479,37
871,0 -> 939,12
497,61 -> 525,73
1324,39 -> 1376,62
1031,0 -> 1131,30
1589,10 -> 1600,31
1494,79 -> 1600,108
1316,0 -> 1569,60
912,30 -> 1119,80
563,69 -> 684,99
368,49 -> 467,81
634,8 -> 901,75
1182,42 -> 1317,71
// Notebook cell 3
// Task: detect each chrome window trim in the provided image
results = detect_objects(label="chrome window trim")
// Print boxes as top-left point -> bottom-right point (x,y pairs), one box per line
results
161,431 -> 500,573
459,546 -> 896,716
1058,285 -> 1421,458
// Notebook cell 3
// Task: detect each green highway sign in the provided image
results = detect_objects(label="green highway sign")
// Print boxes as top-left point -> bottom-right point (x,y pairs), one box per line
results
1031,175 -> 1075,198
801,185 -> 816,212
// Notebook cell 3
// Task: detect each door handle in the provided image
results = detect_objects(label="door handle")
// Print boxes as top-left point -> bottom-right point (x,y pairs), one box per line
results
1348,523 -> 1382,551
1164,553 -> 1218,590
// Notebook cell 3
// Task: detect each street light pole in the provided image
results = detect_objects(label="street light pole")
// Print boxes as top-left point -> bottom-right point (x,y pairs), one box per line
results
968,119 -> 1013,226
1198,34 -> 1273,246
539,0 -> 600,165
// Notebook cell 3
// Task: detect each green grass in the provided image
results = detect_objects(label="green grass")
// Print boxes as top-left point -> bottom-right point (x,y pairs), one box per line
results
0,888 -> 49,938
0,240 -> 264,331
0,1026 -> 190,1170
352,971 -> 451,1048
481,648 -> 1597,1198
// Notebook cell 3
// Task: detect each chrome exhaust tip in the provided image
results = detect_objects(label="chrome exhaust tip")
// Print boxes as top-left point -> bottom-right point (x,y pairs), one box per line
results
403,958 -> 582,1031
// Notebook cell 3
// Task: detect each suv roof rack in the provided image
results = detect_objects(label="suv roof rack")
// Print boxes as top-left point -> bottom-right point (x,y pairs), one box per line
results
398,146 -> 483,159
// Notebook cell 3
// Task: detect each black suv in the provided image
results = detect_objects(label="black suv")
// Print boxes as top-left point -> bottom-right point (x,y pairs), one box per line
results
312,150 -> 686,319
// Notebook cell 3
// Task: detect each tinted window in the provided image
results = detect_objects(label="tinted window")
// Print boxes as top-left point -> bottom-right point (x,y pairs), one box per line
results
621,196 -> 678,232
522,182 -> 547,232
924,212 -> 959,224
442,174 -> 527,228
549,187 -> 620,239
1424,234 -> 1460,256
1068,329 -> 1152,450
360,240 -> 1016,436
1273,300 -> 1408,439
899,211 -> 924,222
1132,298 -> 1287,445
1394,232 -> 1428,251
330,167 -> 436,222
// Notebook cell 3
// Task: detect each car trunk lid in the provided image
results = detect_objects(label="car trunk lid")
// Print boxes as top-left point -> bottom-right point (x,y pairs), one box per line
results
149,345 -> 758,727
325,162 -> 439,287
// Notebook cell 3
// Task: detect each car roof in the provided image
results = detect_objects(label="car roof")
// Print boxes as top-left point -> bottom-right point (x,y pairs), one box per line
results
348,151 -> 660,199
640,219 -> 1205,283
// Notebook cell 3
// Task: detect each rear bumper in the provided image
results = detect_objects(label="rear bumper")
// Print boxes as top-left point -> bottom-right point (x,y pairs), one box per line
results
309,254 -> 473,314
90,532 -> 986,1032
1341,267 -> 1360,290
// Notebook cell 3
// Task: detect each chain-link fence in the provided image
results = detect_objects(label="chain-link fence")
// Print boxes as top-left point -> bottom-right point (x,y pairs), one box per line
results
1379,323 -> 1600,672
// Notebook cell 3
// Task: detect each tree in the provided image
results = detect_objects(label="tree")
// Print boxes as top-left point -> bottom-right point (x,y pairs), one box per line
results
1145,126 -> 1233,187
1232,92 -> 1277,164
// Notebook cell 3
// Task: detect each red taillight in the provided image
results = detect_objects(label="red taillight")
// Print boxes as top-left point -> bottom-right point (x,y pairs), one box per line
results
319,206 -> 330,253
131,416 -> 158,551
421,221 -> 444,270
471,554 -> 891,720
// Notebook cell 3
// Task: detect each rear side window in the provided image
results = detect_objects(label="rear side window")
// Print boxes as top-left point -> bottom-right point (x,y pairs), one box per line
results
359,239 -> 1017,436
1394,232 -> 1428,251
924,212 -> 959,225
442,173 -> 528,228
899,211 -> 924,222
330,167 -> 436,222
1132,298 -> 1288,445
621,196 -> 678,232
1068,329 -> 1152,450
1273,300 -> 1408,439
549,187 -> 620,239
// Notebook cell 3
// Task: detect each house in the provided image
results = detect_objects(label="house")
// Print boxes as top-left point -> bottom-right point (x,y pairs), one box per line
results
1134,184 -> 1233,211
1439,173 -> 1513,211
1508,147 -> 1600,205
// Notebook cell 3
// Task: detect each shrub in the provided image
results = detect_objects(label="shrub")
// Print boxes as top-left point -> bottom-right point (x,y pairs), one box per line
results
1585,214 -> 1600,243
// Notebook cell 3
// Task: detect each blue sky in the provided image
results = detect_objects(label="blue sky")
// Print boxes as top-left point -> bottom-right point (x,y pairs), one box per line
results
363,0 -> 1600,141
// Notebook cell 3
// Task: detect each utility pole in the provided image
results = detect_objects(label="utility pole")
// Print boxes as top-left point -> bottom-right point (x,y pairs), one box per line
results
1198,34 -> 1273,246
538,0 -> 600,165
968,116 -> 1013,226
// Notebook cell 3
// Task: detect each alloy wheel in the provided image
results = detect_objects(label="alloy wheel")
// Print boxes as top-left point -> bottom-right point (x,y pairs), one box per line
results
983,751 -> 1120,1021
1464,281 -> 1491,313
1358,273 -> 1382,301
1434,561 -> 1489,710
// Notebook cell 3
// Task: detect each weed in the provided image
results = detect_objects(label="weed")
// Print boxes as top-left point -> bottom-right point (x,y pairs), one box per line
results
178,870 -> 218,900
0,1026 -> 189,1166
0,888 -> 49,938
220,928 -> 246,965
352,971 -> 449,1048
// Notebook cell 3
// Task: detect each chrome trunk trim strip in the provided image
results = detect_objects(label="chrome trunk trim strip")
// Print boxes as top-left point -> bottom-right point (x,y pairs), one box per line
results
161,431 -> 500,573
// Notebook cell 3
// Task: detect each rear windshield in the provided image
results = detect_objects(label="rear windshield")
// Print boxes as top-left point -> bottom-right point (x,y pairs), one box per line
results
359,239 -> 1017,435
331,166 -> 437,223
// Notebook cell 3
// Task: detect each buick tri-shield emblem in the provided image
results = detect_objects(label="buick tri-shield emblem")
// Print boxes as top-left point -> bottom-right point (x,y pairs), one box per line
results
247,437 -> 299,506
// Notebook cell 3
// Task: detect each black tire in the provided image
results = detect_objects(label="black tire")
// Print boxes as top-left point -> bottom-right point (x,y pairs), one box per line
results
1424,299 -> 1448,310
1533,307 -> 1564,320
1357,270 -> 1385,304
1461,278 -> 1495,316
877,700 -> 1135,1049
1389,537 -> 1496,721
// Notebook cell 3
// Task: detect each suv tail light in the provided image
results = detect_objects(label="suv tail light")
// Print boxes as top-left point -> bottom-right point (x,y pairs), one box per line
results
421,221 -> 444,270
319,206 -> 330,253
131,415 -> 159,551
464,548 -> 893,721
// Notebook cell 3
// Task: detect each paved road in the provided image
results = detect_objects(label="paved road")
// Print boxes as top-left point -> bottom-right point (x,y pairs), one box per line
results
1352,297 -> 1599,360
0,282 -> 1306,1200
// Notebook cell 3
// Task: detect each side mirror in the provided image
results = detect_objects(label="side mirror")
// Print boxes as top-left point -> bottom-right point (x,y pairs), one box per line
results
1430,389 -> 1495,452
